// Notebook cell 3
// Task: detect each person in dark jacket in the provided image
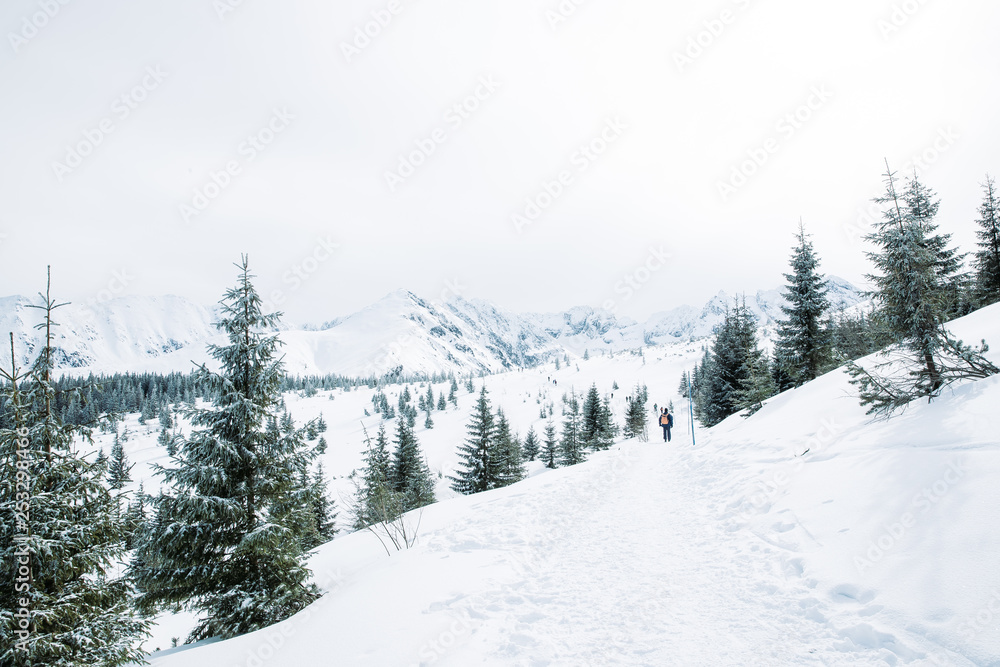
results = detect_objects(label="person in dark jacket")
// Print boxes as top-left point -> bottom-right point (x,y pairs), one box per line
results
659,408 -> 673,442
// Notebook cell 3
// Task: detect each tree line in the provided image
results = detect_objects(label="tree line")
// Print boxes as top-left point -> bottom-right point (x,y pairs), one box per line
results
685,167 -> 1000,425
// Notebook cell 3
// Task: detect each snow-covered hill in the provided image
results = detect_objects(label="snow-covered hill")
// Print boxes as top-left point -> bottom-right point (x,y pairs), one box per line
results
111,301 -> 999,665
0,278 -> 864,378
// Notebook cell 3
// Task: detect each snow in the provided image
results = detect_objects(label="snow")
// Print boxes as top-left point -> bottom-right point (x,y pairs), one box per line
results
97,303 -> 998,665
1,278 -> 865,379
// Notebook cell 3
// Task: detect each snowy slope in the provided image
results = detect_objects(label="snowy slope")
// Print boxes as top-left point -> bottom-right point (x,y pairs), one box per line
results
106,303 -> 999,665
0,277 -> 864,378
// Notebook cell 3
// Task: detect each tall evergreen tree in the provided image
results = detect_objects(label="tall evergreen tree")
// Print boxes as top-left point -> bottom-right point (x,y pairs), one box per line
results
736,353 -> 777,416
522,426 -> 540,462
864,167 -> 962,395
449,388 -> 500,494
106,430 -> 132,490
623,383 -> 648,441
307,461 -> 338,548
774,221 -> 830,385
353,423 -> 394,530
494,410 -> 524,486
389,420 -> 436,512
581,384 -> 602,448
974,174 -> 1000,305
559,393 -> 586,466
131,257 -> 320,641
542,421 -> 558,469
696,300 -> 763,426
1,273 -> 149,666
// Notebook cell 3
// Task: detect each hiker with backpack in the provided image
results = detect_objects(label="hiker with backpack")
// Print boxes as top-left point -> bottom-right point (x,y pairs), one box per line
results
659,408 -> 673,442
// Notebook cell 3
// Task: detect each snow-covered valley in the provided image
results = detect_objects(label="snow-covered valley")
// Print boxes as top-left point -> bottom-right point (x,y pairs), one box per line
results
81,302 -> 1000,666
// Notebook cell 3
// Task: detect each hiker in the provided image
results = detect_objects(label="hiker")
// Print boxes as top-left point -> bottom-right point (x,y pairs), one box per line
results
659,408 -> 673,442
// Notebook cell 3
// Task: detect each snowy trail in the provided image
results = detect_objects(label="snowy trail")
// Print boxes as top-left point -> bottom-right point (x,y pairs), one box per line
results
420,443 -> 890,666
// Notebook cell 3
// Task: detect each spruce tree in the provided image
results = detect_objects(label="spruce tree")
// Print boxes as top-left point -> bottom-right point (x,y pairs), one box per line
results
581,384 -> 602,448
542,421 -> 559,469
736,353 -> 777,416
389,420 -> 436,511
522,426 -> 540,462
107,430 -> 132,490
307,461 -> 338,548
775,222 -> 830,385
353,423 -> 394,530
449,387 -> 500,494
494,410 -> 524,486
698,300 -> 762,426
623,383 -> 648,441
974,174 -> 1000,305
864,167 -> 961,395
131,257 -> 320,641
559,393 -> 586,466
0,274 -> 149,666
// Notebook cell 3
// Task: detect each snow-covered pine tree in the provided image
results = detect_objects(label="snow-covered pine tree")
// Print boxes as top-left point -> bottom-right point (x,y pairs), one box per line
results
581,384 -> 602,448
559,393 -> 586,466
124,483 -> 149,550
862,167 -> 961,396
677,371 -> 689,397
131,257 -> 320,642
437,394 -> 447,411
698,299 -> 762,426
522,426 -> 540,462
0,273 -> 149,666
974,174 -> 1000,305
448,378 -> 458,406
389,419 -> 436,511
774,221 -> 831,386
353,423 -> 394,530
542,421 -> 558,468
107,430 -> 133,489
494,410 -> 524,486
158,406 -> 173,429
95,446 -> 108,467
736,352 -> 777,416
308,461 -> 338,548
623,383 -> 648,441
449,387 -> 500,494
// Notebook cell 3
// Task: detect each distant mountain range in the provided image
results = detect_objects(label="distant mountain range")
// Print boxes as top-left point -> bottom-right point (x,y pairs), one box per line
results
0,277 -> 865,378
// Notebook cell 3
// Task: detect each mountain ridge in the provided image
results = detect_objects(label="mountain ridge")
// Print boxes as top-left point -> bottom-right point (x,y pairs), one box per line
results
0,277 -> 865,378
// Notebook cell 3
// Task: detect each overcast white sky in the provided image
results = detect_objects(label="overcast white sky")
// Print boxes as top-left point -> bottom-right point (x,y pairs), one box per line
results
2,0 -> 999,324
